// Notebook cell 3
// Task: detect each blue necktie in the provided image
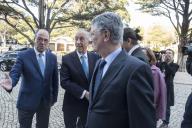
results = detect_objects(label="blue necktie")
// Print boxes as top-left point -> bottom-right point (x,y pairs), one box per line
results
81,55 -> 89,79
94,59 -> 106,97
38,53 -> 45,76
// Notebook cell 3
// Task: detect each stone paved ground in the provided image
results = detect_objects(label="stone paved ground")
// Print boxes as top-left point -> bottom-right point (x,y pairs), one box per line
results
0,72 -> 192,128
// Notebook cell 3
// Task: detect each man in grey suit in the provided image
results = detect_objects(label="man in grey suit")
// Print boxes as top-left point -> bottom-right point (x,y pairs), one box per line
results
87,12 -> 156,128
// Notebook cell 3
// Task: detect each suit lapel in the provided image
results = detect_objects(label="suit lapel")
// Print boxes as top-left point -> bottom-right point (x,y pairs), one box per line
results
131,47 -> 140,56
44,51 -> 51,79
90,60 -> 100,102
87,53 -> 95,82
30,49 -> 43,78
72,51 -> 88,81
92,51 -> 127,106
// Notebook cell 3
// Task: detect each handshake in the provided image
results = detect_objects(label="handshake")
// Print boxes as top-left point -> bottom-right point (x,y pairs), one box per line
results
0,73 -> 12,93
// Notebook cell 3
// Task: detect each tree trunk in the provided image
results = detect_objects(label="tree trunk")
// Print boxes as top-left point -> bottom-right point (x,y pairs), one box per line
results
0,33 -> 6,47
39,0 -> 45,29
177,37 -> 188,72
177,49 -> 185,72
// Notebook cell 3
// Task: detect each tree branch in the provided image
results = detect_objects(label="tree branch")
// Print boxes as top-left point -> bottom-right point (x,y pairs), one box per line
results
1,16 -> 34,45
49,0 -> 70,27
3,1 -> 35,33
21,0 -> 39,28
3,0 -> 39,28
166,9 -> 181,35
161,0 -> 183,15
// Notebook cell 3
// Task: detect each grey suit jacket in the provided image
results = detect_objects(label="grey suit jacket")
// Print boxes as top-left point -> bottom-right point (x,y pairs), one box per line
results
86,50 -> 156,128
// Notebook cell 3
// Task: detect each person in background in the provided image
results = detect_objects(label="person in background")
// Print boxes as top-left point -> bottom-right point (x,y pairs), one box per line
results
122,27 -> 148,63
142,47 -> 167,122
158,49 -> 179,128
60,29 -> 99,128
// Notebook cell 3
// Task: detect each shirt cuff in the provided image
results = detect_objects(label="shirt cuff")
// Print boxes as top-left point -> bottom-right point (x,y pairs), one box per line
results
80,90 -> 87,99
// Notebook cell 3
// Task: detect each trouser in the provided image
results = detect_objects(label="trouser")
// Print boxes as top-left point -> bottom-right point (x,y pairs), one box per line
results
63,107 -> 87,128
163,103 -> 171,124
18,101 -> 51,128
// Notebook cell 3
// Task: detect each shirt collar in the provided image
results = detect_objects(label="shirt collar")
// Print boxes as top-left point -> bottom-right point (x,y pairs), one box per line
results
34,47 -> 46,56
76,51 -> 88,58
103,47 -> 122,66
128,44 -> 140,55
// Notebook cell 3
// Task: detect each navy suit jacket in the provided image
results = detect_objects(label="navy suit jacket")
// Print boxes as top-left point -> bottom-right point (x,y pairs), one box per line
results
60,51 -> 99,111
10,48 -> 58,111
86,50 -> 156,128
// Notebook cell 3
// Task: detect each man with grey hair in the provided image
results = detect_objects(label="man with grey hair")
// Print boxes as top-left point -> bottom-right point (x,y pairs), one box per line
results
60,29 -> 99,128
87,12 -> 156,128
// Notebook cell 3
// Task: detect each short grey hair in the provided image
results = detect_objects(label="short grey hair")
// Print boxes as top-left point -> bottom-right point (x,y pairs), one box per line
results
91,12 -> 123,44
76,28 -> 90,41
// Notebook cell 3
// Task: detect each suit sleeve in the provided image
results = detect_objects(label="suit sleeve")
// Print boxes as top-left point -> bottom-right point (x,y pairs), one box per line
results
9,53 -> 23,87
181,93 -> 192,128
52,56 -> 59,104
186,56 -> 192,75
157,70 -> 167,120
60,56 -> 84,99
127,64 -> 156,128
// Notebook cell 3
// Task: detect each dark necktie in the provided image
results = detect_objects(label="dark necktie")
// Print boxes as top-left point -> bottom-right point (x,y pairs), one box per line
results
93,59 -> 106,97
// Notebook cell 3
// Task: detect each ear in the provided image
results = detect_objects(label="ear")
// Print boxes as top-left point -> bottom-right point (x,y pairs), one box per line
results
103,30 -> 110,42
127,38 -> 131,43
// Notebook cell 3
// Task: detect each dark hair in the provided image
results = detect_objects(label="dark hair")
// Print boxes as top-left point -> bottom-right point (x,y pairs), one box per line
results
166,49 -> 174,56
123,27 -> 142,44
142,47 -> 157,65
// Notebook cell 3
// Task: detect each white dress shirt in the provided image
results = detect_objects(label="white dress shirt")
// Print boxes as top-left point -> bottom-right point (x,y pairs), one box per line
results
102,47 -> 122,78
128,44 -> 140,55
34,48 -> 46,66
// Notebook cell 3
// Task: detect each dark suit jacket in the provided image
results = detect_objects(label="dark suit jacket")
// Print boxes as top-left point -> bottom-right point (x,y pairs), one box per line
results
181,92 -> 192,128
60,51 -> 99,111
158,62 -> 179,106
186,56 -> 192,75
87,50 -> 156,128
10,48 -> 58,111
131,47 -> 149,64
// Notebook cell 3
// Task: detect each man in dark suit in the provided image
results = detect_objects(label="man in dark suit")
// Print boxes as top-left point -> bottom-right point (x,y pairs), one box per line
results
87,12 -> 156,128
158,49 -> 179,128
60,29 -> 99,128
122,27 -> 148,63
0,29 -> 58,128
181,54 -> 192,128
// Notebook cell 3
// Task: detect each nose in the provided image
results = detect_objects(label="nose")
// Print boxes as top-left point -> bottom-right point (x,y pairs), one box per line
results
76,39 -> 81,44
90,38 -> 93,43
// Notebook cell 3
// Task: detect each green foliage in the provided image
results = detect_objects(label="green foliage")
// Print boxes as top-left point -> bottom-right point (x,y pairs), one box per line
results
0,0 -> 129,45
144,24 -> 175,49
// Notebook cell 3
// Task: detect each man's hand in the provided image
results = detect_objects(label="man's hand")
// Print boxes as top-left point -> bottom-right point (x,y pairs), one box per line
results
0,73 -> 12,93
85,91 -> 89,101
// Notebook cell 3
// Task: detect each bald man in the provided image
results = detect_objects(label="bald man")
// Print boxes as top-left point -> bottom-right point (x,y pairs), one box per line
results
0,29 -> 58,128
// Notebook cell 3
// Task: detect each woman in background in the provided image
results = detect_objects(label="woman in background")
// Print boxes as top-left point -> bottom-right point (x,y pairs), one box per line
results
142,47 -> 167,122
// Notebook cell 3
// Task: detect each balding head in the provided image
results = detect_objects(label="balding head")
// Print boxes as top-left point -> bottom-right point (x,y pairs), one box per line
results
75,28 -> 90,54
34,29 -> 50,53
